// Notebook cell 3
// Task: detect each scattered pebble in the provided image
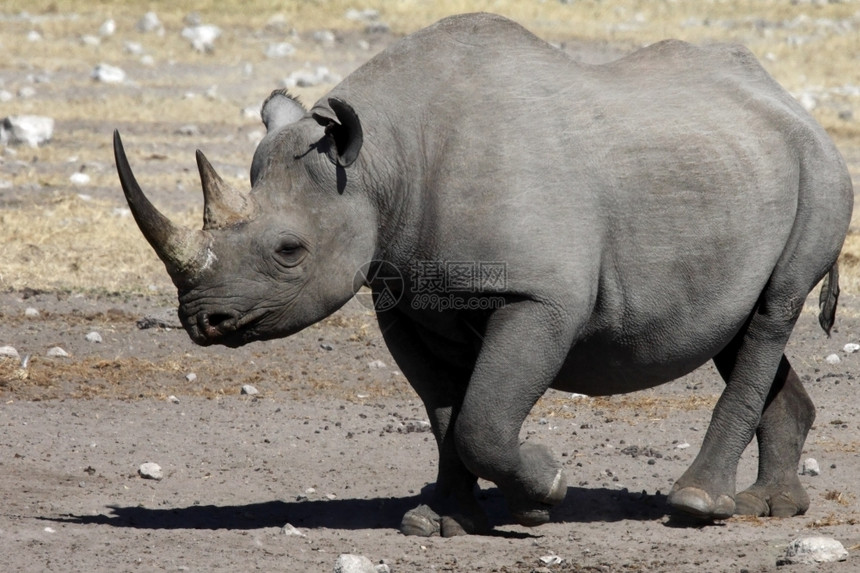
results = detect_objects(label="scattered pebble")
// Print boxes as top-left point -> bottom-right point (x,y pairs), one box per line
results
137,12 -> 164,34
265,42 -> 295,58
99,19 -> 116,37
241,384 -> 259,396
91,63 -> 126,84
182,25 -> 221,52
824,353 -> 841,364
367,359 -> 386,369
24,307 -> 39,317
0,346 -> 20,360
85,331 -> 103,343
539,555 -> 564,565
282,523 -> 306,537
778,536 -> 848,565
675,442 -> 690,449
320,342 -> 334,351
168,395 -> 180,404
185,372 -> 197,383
46,347 -> 69,358
843,342 -> 860,353
334,554 -> 376,573
801,457 -> 820,476
138,462 -> 163,480
69,172 -> 90,185
27,30 -> 42,42
282,66 -> 341,89
312,30 -> 336,46
1,115 -> 54,147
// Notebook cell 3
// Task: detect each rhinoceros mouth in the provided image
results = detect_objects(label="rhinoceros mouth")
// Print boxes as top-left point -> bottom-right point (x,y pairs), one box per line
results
184,307 -> 270,347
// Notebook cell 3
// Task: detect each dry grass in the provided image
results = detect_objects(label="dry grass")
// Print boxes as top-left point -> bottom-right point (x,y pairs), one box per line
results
1,0 -> 859,294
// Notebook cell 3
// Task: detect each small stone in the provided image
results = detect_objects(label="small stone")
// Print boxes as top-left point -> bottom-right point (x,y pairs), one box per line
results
124,41 -> 144,56
843,343 -> 860,353
99,19 -> 116,37
675,442 -> 690,449
27,30 -> 42,42
312,30 -> 336,45
0,346 -> 20,360
185,372 -> 197,382
92,63 -> 126,84
46,347 -> 69,358
539,555 -> 564,565
367,359 -> 386,369
282,523 -> 306,537
69,172 -> 90,185
24,307 -> 39,317
138,462 -> 163,480
168,395 -> 180,404
778,536 -> 848,565
265,42 -> 295,58
825,353 -> 841,364
320,342 -> 334,351
801,457 -> 820,476
1,115 -> 54,147
182,25 -> 221,53
137,12 -> 164,34
334,554 -> 376,573
241,384 -> 259,395
85,331 -> 103,344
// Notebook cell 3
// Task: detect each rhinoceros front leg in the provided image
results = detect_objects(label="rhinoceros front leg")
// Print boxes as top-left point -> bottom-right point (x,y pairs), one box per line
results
668,286 -> 805,519
453,300 -> 575,527
376,309 -> 489,536
716,355 -> 814,517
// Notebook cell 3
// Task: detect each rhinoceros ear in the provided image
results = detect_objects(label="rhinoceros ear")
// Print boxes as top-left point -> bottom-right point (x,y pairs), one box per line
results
261,89 -> 306,133
312,97 -> 363,168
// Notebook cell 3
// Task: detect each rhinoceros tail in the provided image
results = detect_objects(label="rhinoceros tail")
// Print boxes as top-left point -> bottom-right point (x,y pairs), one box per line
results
818,263 -> 840,337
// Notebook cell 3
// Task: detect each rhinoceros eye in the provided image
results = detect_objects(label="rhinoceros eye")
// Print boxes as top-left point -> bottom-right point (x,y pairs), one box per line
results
274,237 -> 305,267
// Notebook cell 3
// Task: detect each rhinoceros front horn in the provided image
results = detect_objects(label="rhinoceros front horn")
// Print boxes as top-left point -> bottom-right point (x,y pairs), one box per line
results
113,130 -> 208,286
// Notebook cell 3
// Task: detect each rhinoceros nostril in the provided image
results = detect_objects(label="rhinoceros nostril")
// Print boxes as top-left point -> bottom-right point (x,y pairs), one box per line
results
205,313 -> 234,330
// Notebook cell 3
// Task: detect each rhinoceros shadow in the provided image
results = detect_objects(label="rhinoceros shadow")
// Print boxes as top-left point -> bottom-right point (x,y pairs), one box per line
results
47,486 -> 671,533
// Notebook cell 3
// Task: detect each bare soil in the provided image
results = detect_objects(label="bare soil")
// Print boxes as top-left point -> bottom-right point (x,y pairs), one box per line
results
2,3 -> 860,572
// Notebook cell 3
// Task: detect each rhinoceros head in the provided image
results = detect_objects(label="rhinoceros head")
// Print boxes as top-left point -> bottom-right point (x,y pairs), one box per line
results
114,91 -> 377,347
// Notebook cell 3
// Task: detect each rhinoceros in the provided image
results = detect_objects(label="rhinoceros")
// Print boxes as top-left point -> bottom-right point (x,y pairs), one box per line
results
114,13 -> 853,536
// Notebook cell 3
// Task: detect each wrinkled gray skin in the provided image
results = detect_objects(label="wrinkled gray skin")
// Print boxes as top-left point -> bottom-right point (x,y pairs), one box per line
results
115,13 -> 853,537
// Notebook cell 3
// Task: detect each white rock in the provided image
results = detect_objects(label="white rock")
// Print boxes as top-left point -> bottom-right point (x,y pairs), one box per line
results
99,19 -> 116,37
17,86 -> 36,98
1,115 -> 54,147
265,42 -> 295,58
312,30 -> 336,45
80,34 -> 100,47
182,25 -> 221,52
825,353 -> 841,364
168,395 -> 180,404
85,331 -> 103,343
0,346 -> 20,360
124,41 -> 144,56
801,457 -> 820,476
345,9 -> 380,22
367,359 -> 386,369
138,462 -> 163,480
374,565 -> 390,573
675,442 -> 690,449
333,554 -> 376,573
539,555 -> 564,565
185,372 -> 197,382
69,172 -> 90,185
92,63 -> 126,84
0,90 -> 12,103
843,342 -> 860,353
241,384 -> 259,395
779,536 -> 848,565
282,523 -> 306,537
24,307 -> 39,317
27,30 -> 42,42
137,12 -> 164,34
46,347 -> 69,358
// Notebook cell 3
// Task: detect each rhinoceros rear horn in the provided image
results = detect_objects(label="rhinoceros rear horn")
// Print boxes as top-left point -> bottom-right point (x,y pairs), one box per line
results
196,150 -> 252,230
312,97 -> 363,168
113,130 -> 208,286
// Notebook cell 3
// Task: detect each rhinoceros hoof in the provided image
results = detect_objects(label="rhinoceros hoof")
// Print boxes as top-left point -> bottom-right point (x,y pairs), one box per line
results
735,486 -> 809,518
667,485 -> 734,520
400,504 -> 441,537
512,505 -> 552,527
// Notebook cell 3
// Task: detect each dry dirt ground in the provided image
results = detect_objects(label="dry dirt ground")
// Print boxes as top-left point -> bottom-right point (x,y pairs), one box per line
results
2,2 -> 860,572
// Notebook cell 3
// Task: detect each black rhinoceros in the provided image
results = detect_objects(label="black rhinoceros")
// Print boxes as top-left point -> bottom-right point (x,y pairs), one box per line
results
114,13 -> 853,536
